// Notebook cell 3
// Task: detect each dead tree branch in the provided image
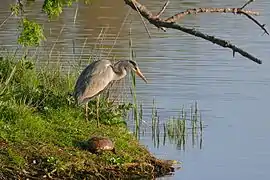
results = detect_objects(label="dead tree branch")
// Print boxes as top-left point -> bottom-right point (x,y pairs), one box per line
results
163,7 -> 267,35
161,1 -> 267,35
124,0 -> 265,64
156,1 -> 170,18
165,8 -> 259,23
240,0 -> 254,9
237,0 -> 268,35
239,10 -> 269,35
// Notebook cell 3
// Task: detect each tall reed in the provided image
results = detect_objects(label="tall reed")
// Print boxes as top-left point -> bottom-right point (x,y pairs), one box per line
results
128,25 -> 141,138
149,101 -> 204,150
165,103 -> 204,150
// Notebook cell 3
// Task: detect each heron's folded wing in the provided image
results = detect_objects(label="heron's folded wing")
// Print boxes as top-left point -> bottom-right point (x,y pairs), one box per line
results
74,60 -> 114,103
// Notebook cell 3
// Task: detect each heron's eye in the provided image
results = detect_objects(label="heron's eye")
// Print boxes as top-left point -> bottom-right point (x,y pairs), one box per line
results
129,60 -> 137,68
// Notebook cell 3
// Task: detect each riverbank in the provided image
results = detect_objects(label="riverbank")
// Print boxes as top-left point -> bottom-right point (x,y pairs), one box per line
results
0,56 -> 175,179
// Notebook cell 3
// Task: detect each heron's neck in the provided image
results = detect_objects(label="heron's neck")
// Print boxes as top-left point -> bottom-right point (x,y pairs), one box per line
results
111,65 -> 127,81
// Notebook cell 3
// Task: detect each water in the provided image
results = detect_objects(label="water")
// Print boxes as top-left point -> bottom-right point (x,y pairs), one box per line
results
1,0 -> 270,179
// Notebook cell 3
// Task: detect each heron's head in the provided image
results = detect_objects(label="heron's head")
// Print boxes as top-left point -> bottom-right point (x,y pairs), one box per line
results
128,60 -> 148,83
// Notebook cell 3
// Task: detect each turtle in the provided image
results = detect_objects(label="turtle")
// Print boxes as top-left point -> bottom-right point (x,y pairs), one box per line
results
88,136 -> 116,154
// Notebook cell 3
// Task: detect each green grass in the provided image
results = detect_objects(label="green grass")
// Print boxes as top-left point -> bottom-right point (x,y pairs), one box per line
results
0,55 -> 173,179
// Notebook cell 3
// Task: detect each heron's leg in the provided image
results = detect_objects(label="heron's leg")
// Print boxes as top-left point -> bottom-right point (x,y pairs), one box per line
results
85,102 -> 89,121
96,94 -> 100,127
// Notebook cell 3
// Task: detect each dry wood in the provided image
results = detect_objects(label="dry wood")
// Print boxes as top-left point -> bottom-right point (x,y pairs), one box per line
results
239,10 -> 269,35
156,1 -> 170,18
240,0 -> 255,9
165,7 -> 268,35
124,0 -> 267,64
165,8 -> 259,23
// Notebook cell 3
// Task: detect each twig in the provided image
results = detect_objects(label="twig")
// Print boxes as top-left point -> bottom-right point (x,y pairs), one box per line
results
165,8 -> 259,23
156,1 -> 170,18
240,0 -> 255,9
165,21 -> 262,64
239,10 -> 269,35
131,0 -> 152,38
155,1 -> 169,31
234,0 -> 268,35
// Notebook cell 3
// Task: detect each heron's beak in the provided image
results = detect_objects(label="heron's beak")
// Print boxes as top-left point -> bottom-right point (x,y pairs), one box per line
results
135,68 -> 148,83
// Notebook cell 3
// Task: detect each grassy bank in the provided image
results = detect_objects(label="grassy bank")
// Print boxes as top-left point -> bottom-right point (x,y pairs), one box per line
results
0,56 -> 174,179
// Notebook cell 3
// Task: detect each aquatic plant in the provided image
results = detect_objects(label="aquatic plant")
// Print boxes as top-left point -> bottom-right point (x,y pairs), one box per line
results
149,101 -> 204,150
165,103 -> 204,150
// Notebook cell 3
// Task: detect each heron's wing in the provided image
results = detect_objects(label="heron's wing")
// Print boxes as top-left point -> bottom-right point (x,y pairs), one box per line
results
74,60 -> 114,104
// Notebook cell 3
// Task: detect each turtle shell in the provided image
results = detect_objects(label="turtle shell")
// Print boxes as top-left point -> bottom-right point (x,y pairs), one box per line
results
88,136 -> 115,154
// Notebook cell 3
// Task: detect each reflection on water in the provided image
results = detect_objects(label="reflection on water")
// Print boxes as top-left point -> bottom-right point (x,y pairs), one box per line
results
2,0 -> 270,180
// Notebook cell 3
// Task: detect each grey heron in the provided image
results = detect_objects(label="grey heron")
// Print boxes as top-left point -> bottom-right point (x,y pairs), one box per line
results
73,59 -> 148,126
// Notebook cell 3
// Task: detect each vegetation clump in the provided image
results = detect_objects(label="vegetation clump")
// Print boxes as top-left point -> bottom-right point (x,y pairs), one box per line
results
0,55 -> 174,179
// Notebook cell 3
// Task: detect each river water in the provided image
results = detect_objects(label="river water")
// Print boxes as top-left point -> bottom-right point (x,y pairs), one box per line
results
1,0 -> 270,179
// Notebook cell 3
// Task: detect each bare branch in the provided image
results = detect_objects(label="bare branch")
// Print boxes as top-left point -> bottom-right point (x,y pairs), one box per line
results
164,6 -> 267,35
154,20 -> 262,64
124,0 -> 263,64
125,0 -> 154,21
156,1 -> 170,18
239,10 -> 269,35
155,1 -> 170,31
240,0 -> 255,10
165,8 -> 259,23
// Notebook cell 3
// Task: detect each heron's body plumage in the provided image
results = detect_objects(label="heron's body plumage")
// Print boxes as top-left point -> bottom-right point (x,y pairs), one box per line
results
74,60 -> 115,104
